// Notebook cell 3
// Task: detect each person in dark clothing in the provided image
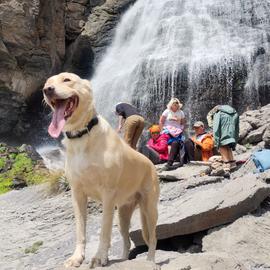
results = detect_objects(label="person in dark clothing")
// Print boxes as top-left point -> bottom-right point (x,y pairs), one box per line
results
163,139 -> 186,170
115,102 -> 145,149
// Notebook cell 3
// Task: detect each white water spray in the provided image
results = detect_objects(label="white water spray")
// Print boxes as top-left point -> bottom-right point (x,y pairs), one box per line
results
92,0 -> 270,122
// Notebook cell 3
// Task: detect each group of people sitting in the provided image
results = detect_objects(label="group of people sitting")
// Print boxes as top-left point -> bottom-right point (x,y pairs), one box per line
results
115,98 -> 239,175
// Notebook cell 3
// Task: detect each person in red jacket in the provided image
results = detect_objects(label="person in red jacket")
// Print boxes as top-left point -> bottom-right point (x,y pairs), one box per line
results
142,125 -> 169,164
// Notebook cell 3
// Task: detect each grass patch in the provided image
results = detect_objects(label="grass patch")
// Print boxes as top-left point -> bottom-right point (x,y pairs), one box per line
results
24,241 -> 43,254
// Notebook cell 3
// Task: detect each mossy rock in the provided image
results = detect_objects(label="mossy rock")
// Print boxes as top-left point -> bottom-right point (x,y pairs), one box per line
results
0,143 -> 50,194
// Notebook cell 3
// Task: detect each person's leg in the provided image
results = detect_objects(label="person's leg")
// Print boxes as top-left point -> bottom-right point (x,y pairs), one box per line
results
131,116 -> 145,149
178,141 -> 186,166
228,146 -> 237,170
219,146 -> 231,174
219,146 -> 230,162
142,146 -> 161,165
184,139 -> 195,162
228,147 -> 234,161
167,141 -> 179,166
123,116 -> 137,148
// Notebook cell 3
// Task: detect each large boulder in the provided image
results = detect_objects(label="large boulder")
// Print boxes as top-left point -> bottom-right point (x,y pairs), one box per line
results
0,0 -> 65,136
130,173 -> 270,246
239,103 -> 270,145
241,125 -> 267,145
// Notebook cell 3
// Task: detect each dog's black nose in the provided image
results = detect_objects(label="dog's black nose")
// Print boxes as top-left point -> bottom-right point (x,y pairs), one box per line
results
43,86 -> 55,96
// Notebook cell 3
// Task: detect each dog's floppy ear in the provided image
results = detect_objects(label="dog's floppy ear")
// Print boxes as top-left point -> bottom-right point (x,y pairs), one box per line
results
81,79 -> 92,93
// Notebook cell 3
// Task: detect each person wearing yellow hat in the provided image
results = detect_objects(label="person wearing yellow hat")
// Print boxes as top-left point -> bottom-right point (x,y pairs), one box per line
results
142,125 -> 170,164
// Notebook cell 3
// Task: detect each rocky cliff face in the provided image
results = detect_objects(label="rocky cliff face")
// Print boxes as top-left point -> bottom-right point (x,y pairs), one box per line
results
0,0 -> 65,137
64,0 -> 136,77
0,0 -> 134,141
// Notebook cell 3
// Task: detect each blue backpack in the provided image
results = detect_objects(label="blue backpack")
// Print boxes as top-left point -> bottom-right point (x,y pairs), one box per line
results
251,149 -> 270,172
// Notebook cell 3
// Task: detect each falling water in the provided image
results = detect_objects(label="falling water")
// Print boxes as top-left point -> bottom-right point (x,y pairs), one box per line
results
92,0 -> 270,124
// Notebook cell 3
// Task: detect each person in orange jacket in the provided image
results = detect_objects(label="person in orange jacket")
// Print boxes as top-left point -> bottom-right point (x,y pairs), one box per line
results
185,121 -> 214,162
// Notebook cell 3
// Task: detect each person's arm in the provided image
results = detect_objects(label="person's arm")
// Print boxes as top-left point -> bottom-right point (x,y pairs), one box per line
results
207,106 -> 219,128
193,137 -> 214,151
213,112 -> 221,148
159,115 -> 166,131
117,115 -> 125,133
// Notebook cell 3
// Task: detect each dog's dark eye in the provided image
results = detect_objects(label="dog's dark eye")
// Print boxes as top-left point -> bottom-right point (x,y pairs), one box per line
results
63,78 -> 71,82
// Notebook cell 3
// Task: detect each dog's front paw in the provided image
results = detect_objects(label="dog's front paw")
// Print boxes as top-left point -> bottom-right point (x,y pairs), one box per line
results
64,254 -> 84,268
151,263 -> 161,270
90,255 -> 108,269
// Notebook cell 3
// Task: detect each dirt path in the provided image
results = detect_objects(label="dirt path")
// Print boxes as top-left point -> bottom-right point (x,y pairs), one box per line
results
0,185 -> 122,270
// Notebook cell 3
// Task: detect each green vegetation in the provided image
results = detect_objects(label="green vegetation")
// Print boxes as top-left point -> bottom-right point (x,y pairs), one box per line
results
24,241 -> 43,254
0,146 -> 49,195
0,157 -> 6,170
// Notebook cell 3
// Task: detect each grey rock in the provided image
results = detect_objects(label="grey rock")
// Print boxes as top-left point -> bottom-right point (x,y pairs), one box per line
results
239,121 -> 253,141
0,0 -> 65,136
56,250 -> 247,270
130,174 -> 270,246
246,116 -> 261,129
203,211 -> 270,268
263,125 -> 270,148
65,0 -> 90,41
12,177 -> 27,190
235,144 -> 247,154
158,164 -> 209,181
242,125 -> 267,145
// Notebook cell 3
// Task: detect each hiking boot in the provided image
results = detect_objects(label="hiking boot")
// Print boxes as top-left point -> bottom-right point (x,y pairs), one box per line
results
161,163 -> 179,171
210,168 -> 225,176
229,160 -> 237,171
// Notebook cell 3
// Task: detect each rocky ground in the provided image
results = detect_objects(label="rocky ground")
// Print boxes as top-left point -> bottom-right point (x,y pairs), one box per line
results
1,105 -> 270,270
1,164 -> 270,270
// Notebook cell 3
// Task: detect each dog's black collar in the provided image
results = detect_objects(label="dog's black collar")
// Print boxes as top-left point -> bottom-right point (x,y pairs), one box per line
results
65,116 -> 99,139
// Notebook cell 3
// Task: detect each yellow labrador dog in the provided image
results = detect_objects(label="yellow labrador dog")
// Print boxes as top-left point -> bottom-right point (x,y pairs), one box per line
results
43,72 -> 160,269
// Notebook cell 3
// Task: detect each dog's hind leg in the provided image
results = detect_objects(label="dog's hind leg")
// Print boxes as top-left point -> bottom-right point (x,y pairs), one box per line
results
90,195 -> 115,269
118,201 -> 137,259
139,189 -> 159,262
64,188 -> 87,268
139,207 -> 149,246
139,193 -> 160,270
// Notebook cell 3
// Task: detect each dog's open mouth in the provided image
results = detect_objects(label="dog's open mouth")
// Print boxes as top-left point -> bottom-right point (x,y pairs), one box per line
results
48,95 -> 79,138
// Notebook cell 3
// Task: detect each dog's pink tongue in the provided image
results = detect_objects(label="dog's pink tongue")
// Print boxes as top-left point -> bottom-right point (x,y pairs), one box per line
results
48,104 -> 66,138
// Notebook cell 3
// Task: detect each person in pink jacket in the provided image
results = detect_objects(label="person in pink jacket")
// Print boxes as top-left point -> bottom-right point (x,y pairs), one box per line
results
142,125 -> 169,164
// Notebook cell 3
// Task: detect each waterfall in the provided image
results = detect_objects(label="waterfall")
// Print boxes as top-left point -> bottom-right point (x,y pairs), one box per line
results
92,0 -> 270,125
